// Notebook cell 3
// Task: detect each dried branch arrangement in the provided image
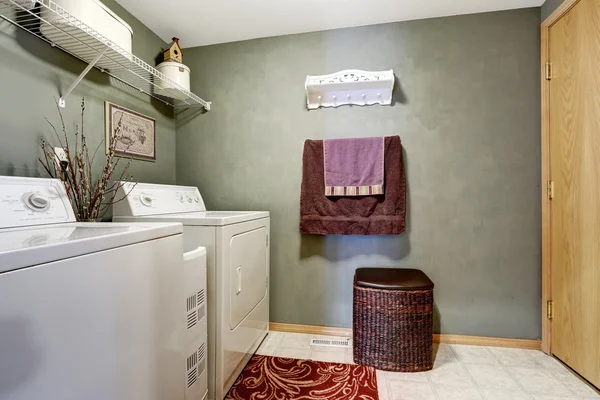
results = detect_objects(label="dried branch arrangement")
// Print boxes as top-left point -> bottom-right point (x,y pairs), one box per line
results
38,98 -> 136,221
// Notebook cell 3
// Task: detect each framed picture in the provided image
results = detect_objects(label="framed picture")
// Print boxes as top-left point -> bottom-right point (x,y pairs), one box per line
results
105,102 -> 156,161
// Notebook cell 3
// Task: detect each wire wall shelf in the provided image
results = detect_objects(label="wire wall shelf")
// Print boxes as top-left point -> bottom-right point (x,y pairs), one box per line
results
0,0 -> 211,110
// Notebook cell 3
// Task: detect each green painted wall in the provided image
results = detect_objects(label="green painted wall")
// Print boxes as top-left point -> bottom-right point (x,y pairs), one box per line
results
542,0 -> 564,21
0,0 -> 176,190
177,8 -> 542,339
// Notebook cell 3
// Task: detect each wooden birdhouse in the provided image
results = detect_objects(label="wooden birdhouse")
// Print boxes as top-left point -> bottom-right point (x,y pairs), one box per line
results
164,37 -> 183,63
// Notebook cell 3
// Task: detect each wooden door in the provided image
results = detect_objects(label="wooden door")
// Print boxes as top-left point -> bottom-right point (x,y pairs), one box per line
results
549,0 -> 600,388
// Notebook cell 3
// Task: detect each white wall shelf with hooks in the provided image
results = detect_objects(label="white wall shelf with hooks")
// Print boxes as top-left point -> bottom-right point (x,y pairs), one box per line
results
0,0 -> 211,110
305,69 -> 394,110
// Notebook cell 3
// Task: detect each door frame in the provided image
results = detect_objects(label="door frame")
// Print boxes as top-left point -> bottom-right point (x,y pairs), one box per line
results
540,0 -> 580,355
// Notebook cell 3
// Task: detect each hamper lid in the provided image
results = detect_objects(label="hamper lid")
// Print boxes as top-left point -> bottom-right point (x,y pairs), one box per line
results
355,268 -> 434,290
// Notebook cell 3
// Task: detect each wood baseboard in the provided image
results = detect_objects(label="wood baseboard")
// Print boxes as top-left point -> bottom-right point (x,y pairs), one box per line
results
269,322 -> 541,350
433,334 -> 541,350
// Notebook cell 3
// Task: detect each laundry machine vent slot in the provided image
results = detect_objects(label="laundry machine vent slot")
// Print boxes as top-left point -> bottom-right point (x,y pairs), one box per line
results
198,342 -> 206,362
186,351 -> 199,388
187,311 -> 197,329
198,304 -> 205,321
198,358 -> 206,375
187,368 -> 198,388
187,351 -> 198,371
186,294 -> 197,311
197,289 -> 205,307
310,338 -> 352,348
187,294 -> 197,312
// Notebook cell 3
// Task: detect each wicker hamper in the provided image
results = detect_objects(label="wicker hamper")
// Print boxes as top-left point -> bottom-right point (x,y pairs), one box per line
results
353,268 -> 434,372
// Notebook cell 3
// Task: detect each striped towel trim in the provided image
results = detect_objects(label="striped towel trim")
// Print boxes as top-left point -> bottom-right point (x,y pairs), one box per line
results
325,184 -> 384,196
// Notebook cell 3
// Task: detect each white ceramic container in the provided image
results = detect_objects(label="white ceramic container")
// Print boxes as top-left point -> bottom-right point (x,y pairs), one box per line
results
156,61 -> 191,100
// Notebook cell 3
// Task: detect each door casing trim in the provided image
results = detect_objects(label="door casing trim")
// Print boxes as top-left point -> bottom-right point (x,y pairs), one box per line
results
540,0 -> 580,355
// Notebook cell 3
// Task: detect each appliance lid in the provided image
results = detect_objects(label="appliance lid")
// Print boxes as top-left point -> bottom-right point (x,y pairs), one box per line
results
0,222 -> 182,274
114,211 -> 270,226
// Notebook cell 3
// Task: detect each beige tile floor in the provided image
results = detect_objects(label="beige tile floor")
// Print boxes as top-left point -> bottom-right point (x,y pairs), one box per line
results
256,332 -> 600,400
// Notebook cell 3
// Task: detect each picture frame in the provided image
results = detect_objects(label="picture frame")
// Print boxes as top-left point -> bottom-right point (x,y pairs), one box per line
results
105,102 -> 156,161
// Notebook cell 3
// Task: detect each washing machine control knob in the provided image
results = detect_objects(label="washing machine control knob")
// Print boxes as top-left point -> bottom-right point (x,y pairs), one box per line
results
23,193 -> 50,212
140,194 -> 153,207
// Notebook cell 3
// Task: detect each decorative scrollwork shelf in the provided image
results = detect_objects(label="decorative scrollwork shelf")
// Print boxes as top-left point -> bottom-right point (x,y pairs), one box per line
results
305,69 -> 395,110
0,0 -> 211,110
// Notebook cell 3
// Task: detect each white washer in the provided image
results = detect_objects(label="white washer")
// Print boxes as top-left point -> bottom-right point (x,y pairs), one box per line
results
0,176 -> 185,400
113,182 -> 270,400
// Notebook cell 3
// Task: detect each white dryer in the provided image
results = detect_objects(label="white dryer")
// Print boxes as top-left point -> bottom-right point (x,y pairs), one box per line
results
0,176 -> 186,400
113,182 -> 270,400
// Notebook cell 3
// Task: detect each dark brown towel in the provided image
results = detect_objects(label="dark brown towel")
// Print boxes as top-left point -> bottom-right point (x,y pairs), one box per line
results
300,136 -> 406,235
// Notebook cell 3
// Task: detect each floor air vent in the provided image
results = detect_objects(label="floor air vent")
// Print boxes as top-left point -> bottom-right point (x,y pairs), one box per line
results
310,338 -> 352,348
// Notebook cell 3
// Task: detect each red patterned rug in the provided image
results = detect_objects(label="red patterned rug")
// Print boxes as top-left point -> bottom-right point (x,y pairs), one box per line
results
225,355 -> 379,400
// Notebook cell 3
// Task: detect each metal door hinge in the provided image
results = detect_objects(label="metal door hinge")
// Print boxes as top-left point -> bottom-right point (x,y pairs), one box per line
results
547,300 -> 554,319
547,181 -> 554,200
545,62 -> 552,80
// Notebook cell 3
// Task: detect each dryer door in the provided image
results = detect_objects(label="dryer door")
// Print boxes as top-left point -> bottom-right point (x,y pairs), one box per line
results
229,226 -> 268,329
216,217 -> 270,400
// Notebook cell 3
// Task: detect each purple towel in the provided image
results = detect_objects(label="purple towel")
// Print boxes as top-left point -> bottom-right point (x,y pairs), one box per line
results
323,137 -> 385,196
300,136 -> 406,235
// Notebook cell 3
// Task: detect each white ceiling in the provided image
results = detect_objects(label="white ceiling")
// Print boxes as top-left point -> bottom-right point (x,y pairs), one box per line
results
115,0 -> 543,48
